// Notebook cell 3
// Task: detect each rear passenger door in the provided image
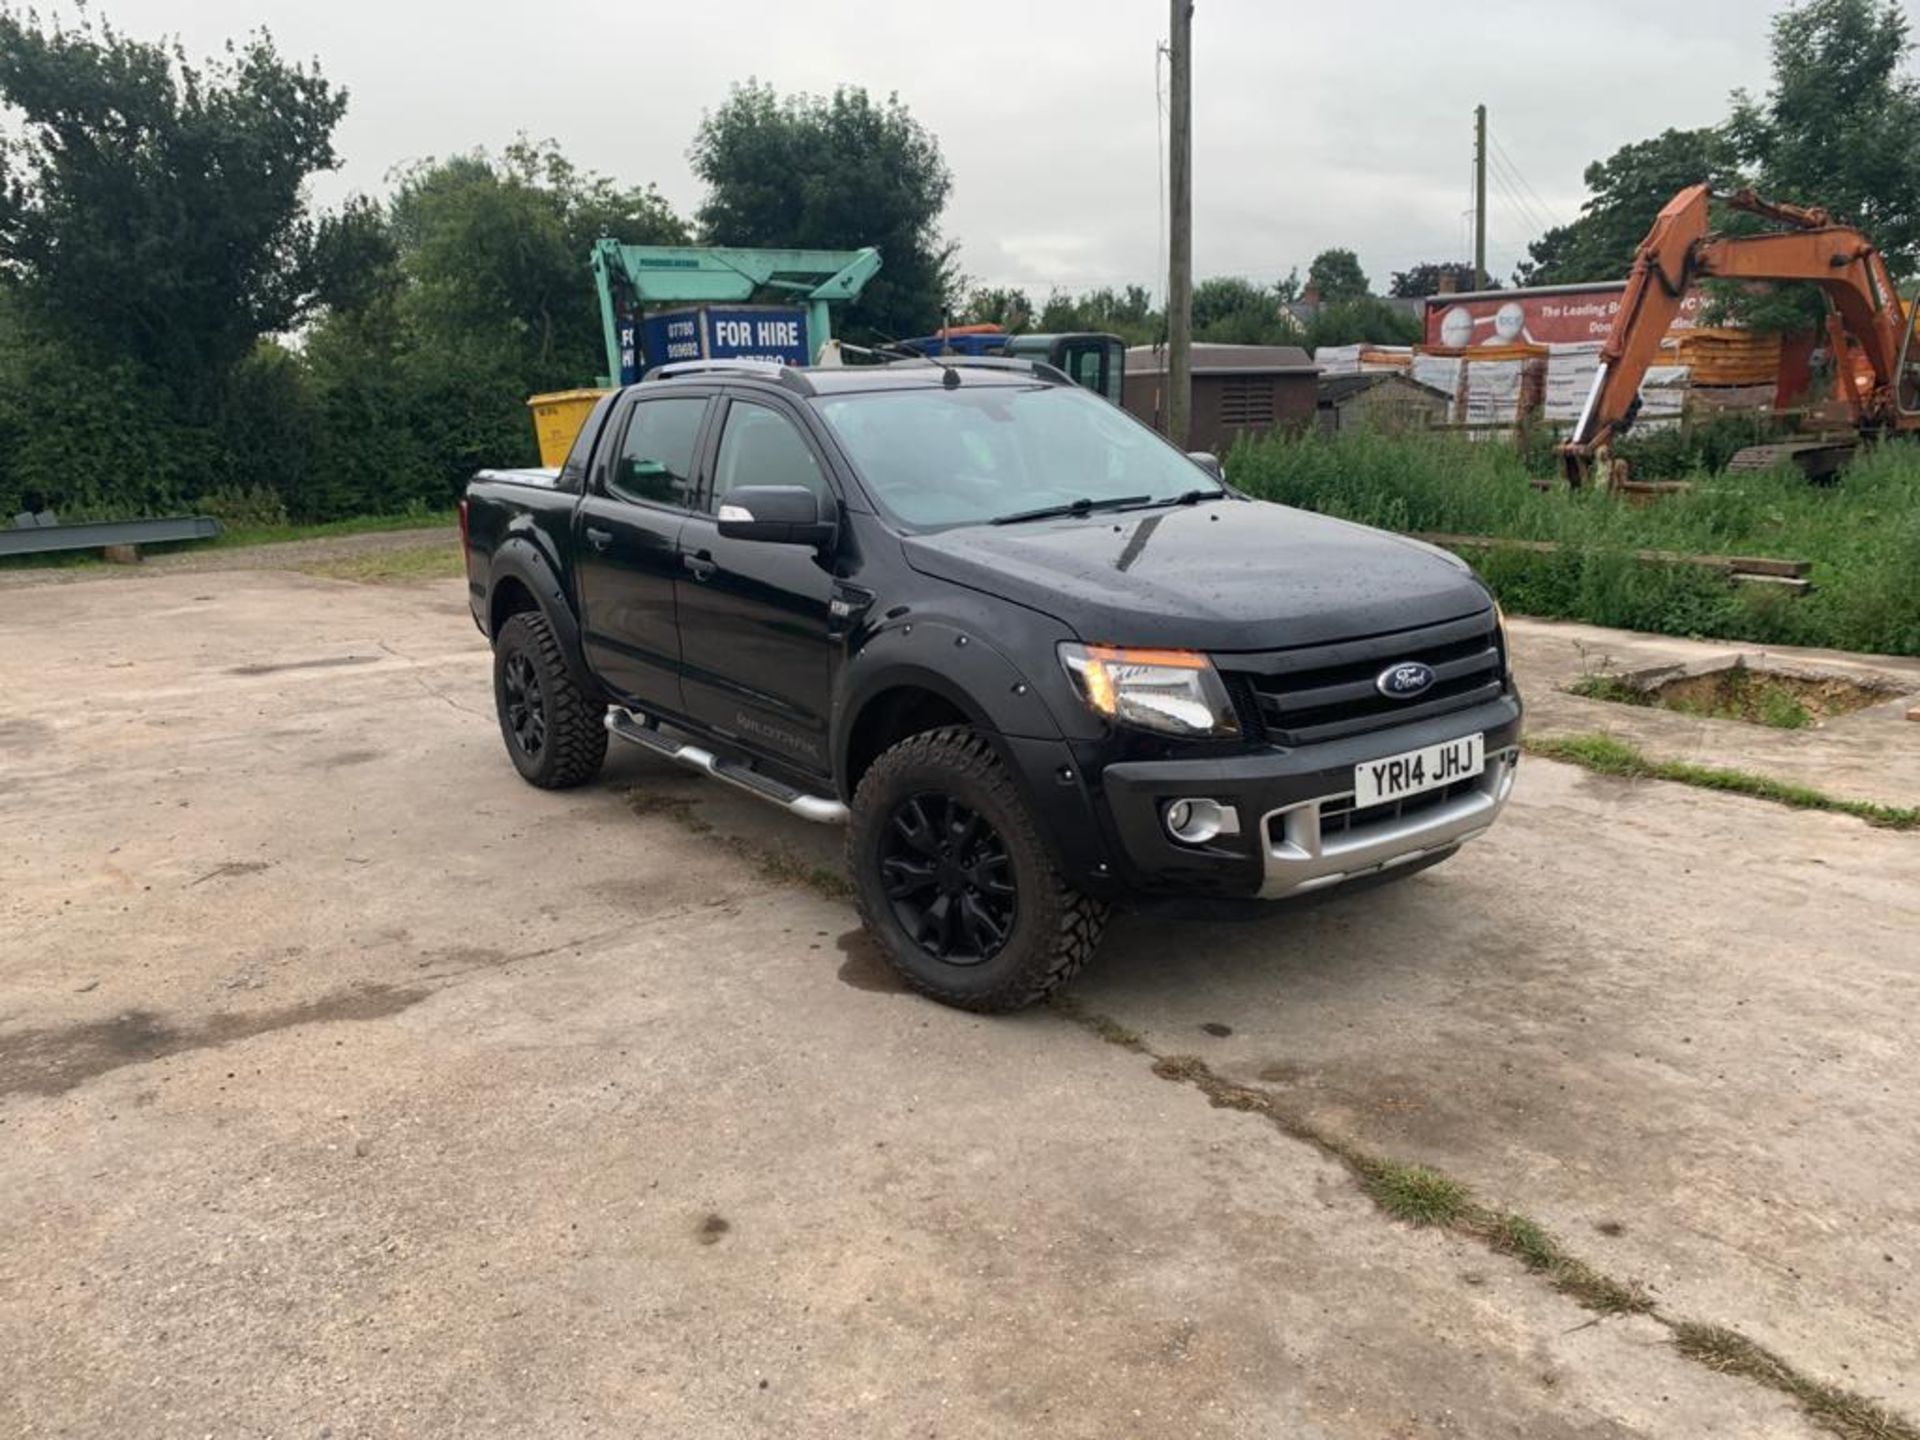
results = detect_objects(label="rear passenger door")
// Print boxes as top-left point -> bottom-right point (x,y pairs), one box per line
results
574,392 -> 712,714
674,396 -> 840,776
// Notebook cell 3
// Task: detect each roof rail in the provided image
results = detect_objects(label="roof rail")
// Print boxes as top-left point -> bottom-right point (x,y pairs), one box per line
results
879,354 -> 1074,386
641,359 -> 815,394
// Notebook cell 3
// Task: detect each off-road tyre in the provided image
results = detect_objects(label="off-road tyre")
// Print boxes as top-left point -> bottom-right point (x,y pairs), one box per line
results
492,611 -> 607,789
849,726 -> 1109,1012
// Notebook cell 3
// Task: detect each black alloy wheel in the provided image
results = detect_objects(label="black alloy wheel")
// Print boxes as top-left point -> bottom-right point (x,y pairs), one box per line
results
490,610 -> 607,789
502,648 -> 547,760
880,792 -> 1018,964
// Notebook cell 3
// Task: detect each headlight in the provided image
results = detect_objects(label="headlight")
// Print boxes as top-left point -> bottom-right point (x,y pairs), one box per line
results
1059,643 -> 1240,737
1493,600 -> 1512,676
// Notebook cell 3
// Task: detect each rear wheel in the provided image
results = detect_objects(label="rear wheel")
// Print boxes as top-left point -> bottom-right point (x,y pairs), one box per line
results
492,611 -> 607,789
849,727 -> 1108,1012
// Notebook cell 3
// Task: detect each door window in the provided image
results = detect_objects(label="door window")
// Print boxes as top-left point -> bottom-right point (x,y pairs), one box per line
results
609,397 -> 706,507
710,402 -> 830,513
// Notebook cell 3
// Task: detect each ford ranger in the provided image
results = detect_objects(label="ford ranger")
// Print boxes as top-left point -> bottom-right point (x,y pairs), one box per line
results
462,357 -> 1520,1011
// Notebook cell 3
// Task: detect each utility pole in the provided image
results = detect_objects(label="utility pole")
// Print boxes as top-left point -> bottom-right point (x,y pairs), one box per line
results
1473,103 -> 1488,292
1167,0 -> 1194,447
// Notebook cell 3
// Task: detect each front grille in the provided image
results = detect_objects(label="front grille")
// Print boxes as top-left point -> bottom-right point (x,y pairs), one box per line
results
1219,611 -> 1504,747
1313,774 -> 1484,843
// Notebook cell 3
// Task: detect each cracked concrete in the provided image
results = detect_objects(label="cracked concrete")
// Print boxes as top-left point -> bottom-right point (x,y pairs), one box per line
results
1512,616 -> 1920,810
2,564 -> 1913,1436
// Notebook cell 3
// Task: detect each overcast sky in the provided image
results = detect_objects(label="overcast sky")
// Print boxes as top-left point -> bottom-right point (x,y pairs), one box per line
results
60,0 -> 1912,297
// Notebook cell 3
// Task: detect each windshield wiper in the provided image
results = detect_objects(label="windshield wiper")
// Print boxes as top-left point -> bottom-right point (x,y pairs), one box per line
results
990,494 -> 1151,526
1115,488 -> 1228,512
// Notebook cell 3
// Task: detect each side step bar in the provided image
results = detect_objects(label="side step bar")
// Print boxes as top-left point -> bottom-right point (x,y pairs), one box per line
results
604,707 -> 849,825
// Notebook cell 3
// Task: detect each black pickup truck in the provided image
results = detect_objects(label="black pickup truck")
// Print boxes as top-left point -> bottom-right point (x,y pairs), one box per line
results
463,357 -> 1520,1011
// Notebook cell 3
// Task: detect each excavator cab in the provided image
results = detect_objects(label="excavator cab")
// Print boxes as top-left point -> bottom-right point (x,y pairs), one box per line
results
1898,297 -> 1920,415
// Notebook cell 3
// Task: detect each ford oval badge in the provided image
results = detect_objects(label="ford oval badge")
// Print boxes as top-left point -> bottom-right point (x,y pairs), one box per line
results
1376,662 -> 1436,700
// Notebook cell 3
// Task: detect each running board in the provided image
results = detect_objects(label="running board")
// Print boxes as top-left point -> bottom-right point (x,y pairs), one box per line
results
604,707 -> 849,824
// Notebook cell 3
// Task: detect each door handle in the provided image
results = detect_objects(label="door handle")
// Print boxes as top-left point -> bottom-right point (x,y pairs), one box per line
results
682,552 -> 717,581
584,527 -> 613,552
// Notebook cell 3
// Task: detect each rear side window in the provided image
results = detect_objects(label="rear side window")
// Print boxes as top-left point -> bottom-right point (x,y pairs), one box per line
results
609,398 -> 706,507
710,401 -> 830,512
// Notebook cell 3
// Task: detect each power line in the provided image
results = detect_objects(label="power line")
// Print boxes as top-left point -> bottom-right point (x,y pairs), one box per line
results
1489,129 -> 1567,231
1485,146 -> 1551,236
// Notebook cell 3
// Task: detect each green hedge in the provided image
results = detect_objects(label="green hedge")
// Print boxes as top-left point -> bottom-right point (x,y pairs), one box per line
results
0,330 -> 543,526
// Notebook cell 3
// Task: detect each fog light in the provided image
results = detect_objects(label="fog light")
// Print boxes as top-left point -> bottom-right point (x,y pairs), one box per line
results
1163,797 -> 1238,845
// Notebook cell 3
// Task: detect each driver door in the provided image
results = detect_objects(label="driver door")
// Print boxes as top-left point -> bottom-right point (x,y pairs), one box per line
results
674,397 -> 840,777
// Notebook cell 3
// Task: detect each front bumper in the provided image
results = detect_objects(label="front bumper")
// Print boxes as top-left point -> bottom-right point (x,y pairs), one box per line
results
1087,694 -> 1522,900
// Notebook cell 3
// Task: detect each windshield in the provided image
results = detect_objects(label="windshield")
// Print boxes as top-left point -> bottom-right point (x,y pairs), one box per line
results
812,383 -> 1221,529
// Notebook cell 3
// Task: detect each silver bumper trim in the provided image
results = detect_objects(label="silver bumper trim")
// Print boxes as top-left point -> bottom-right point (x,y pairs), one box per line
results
1257,747 -> 1517,899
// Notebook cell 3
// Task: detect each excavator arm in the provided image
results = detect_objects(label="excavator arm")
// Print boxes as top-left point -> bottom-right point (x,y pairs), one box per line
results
1560,185 -> 1915,484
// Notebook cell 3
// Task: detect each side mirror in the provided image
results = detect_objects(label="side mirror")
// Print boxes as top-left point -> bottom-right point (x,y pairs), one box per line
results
1187,451 -> 1223,479
716,485 -> 836,546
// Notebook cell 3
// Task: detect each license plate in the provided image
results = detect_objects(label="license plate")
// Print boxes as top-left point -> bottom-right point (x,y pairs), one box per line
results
1354,733 -> 1484,808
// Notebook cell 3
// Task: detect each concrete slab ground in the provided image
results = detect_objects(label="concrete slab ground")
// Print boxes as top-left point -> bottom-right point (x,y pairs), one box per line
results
1,564 -> 1913,1437
1512,617 -> 1920,811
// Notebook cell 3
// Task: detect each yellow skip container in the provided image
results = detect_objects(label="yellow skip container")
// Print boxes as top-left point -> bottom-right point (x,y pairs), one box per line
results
527,389 -> 611,468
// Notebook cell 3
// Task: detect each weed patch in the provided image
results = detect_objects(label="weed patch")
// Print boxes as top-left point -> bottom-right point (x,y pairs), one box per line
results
1228,428 -> 1920,657
1570,662 -> 1900,729
298,543 -> 463,584
1523,733 -> 1920,830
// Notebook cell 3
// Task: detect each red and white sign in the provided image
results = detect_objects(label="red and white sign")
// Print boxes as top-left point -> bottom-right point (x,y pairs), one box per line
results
1424,285 -> 1704,348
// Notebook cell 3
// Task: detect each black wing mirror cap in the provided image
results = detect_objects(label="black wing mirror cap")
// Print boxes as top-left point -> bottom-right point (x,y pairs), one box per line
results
715,485 -> 836,546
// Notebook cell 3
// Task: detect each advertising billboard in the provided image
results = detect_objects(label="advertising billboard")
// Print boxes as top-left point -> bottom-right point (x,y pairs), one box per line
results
1424,284 -> 1703,349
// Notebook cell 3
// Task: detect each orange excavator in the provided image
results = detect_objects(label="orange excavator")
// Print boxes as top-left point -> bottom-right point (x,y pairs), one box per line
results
1560,183 -> 1920,485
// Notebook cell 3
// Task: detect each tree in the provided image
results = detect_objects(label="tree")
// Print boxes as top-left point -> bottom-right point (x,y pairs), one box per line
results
1185,276 -> 1300,345
690,81 -> 957,340
387,138 -> 684,386
1390,262 -> 1487,298
1305,298 -> 1421,350
960,286 -> 1033,330
1035,285 -> 1161,346
1730,0 -> 1920,276
0,13 -> 351,418
293,139 -> 687,519
1515,128 -> 1742,286
1307,248 -> 1370,302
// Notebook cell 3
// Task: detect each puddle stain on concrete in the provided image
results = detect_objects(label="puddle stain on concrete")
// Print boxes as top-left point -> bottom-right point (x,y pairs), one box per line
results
0,717 -> 56,751
317,749 -> 384,769
835,928 -> 906,994
0,985 -> 428,1097
227,655 -> 378,678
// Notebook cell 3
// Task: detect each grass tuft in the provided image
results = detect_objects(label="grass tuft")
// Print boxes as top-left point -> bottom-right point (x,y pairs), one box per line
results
1360,1161 -> 1472,1227
298,543 -> 464,585
1670,1323 -> 1918,1440
1524,732 -> 1920,830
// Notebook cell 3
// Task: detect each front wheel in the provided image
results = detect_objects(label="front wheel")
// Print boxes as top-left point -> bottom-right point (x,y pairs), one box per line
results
492,611 -> 607,789
848,727 -> 1109,1012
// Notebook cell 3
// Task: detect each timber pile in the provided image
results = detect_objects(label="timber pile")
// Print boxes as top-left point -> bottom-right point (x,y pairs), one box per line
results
1673,327 -> 1781,386
1414,530 -> 1812,593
